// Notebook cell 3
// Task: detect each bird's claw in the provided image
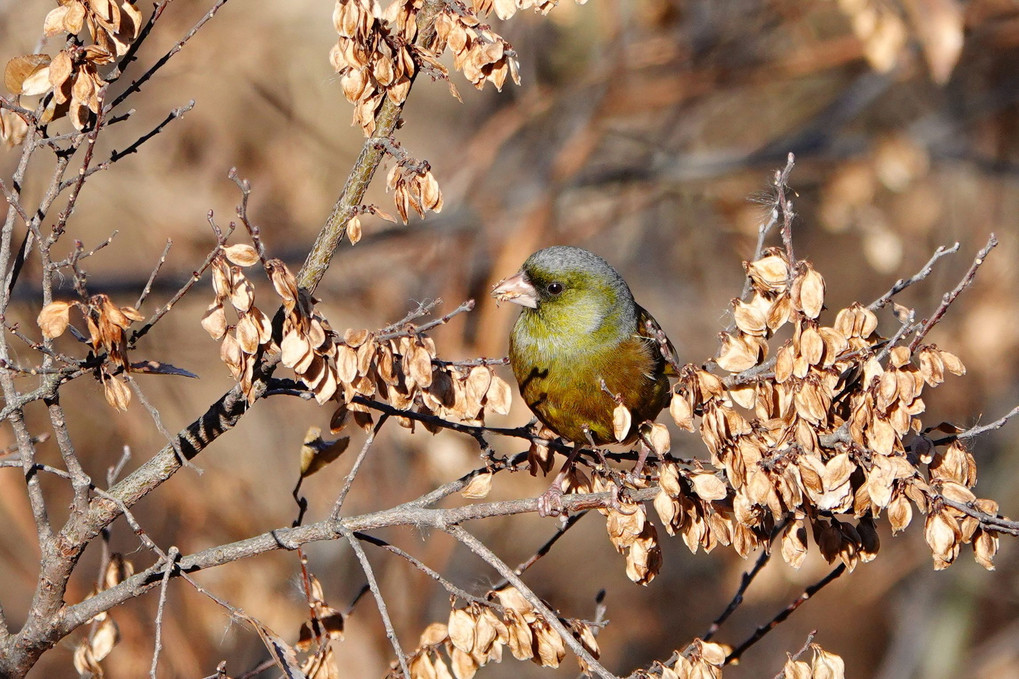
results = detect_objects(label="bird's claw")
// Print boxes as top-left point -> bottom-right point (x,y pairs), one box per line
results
622,469 -> 646,488
605,482 -> 628,513
537,484 -> 566,518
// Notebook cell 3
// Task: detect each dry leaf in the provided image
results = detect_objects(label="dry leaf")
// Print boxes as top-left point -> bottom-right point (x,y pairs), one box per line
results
37,300 -> 72,339
347,215 -> 362,244
612,403 -> 631,442
300,427 -> 350,478
461,472 -> 493,499
5,54 -> 52,95
223,243 -> 260,267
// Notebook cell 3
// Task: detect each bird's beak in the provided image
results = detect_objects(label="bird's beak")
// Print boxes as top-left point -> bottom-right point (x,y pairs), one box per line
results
491,271 -> 538,309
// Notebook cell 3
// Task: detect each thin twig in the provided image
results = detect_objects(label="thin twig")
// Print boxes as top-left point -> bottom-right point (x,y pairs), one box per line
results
136,240 -> 173,310
725,564 -> 846,665
940,497 -> 1019,537
174,568 -> 305,677
106,0 -> 177,81
107,446 -> 132,487
777,153 -> 796,267
46,400 -> 92,516
0,178 -> 30,226
492,511 -> 589,590
342,527 -> 411,679
376,299 -> 476,341
227,169 -> 266,261
355,532 -> 491,606
149,546 -> 179,679
770,631 -> 816,679
106,101 -> 194,165
129,238 -> 230,346
48,231 -> 119,270
908,234 -> 997,352
874,310 -> 917,364
379,299 -> 442,333
107,1 -> 232,112
331,414 -> 389,519
868,242 -> 961,311
950,404 -> 1019,444
702,544 -> 773,642
53,90 -> 107,237
728,158 -> 789,324
127,375 -> 200,473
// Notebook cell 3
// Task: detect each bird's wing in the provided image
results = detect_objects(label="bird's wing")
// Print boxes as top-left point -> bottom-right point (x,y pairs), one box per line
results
636,304 -> 680,377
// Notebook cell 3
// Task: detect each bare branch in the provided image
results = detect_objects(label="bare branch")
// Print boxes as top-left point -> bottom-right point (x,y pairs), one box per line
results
297,0 -> 447,293
330,415 -> 388,519
953,404 -> 1019,443
129,239 -> 230,347
940,497 -> 1019,537
446,525 -> 616,679
770,632 -> 817,679
908,234 -> 998,352
149,546 -> 179,679
57,486 -> 657,635
726,564 -> 847,665
376,298 -> 476,341
105,101 -> 194,166
355,532 -> 490,606
135,240 -> 174,310
777,152 -> 796,267
868,241 -> 961,311
343,528 -> 411,678
702,542 -> 774,642
106,1 -> 233,112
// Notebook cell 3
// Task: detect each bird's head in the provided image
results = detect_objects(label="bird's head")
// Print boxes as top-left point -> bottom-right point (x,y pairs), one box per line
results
492,246 -> 636,338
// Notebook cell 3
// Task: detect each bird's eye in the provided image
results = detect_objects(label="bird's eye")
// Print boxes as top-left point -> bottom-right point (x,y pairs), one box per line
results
547,282 -> 564,295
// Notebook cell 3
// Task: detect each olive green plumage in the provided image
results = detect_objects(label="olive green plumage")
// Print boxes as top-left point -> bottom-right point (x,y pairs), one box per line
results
494,246 -> 674,445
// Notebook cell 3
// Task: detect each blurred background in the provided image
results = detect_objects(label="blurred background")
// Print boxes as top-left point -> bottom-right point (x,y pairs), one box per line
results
3,0 -> 1019,677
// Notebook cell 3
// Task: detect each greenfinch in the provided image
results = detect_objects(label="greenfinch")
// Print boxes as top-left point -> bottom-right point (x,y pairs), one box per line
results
492,246 -> 676,504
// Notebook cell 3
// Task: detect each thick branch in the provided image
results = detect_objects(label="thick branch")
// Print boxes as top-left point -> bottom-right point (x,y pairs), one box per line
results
297,0 -> 445,293
56,487 -> 657,636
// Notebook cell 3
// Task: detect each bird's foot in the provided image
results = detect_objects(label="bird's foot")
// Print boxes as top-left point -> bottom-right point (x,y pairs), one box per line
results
606,481 -> 635,513
622,467 -> 649,489
626,433 -> 653,485
537,483 -> 566,517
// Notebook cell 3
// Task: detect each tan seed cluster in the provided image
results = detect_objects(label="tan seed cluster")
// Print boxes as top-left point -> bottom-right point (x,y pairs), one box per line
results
329,0 -> 417,135
651,639 -> 729,679
202,245 -> 512,430
328,0 -> 529,135
475,0 -> 571,21
431,8 -> 520,92
661,247 -> 993,572
387,161 -> 443,222
38,294 -> 143,410
72,554 -> 133,676
396,586 -> 599,678
780,644 -> 846,679
654,461 -> 761,559
593,475 -> 663,585
4,0 -> 142,129
200,245 -> 272,403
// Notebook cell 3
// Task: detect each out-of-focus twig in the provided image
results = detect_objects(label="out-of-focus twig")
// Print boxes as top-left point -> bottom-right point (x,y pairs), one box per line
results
908,234 -> 997,352
726,564 -> 847,665
297,0 -> 446,292
868,241 -> 961,311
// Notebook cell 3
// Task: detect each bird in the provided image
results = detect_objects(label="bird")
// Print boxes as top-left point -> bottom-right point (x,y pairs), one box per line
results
492,245 -> 677,514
